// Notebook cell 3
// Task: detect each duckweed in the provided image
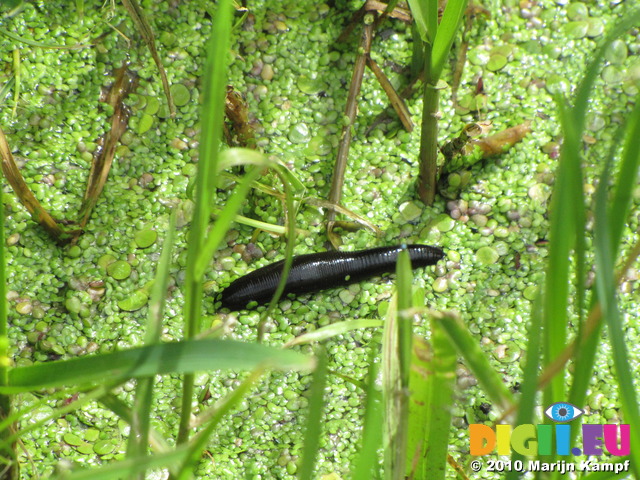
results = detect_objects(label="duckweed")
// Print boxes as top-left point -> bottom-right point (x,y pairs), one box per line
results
170,84 -> 191,107
138,113 -> 154,134
134,229 -> 157,248
523,285 -> 538,301
564,21 -> 589,39
605,39 -> 628,65
487,54 -> 508,72
476,246 -> 500,265
297,75 -> 326,94
4,0 -> 639,478
432,276 -> 449,293
16,301 -> 33,315
93,440 -> 115,456
398,201 -> 422,222
287,123 -> 310,143
65,296 -> 83,314
107,260 -> 131,280
144,96 -> 160,115
467,47 -> 490,66
566,2 -> 589,21
586,17 -> 605,37
6,233 -> 20,246
98,254 -> 117,269
63,433 -> 83,446
117,291 -> 149,312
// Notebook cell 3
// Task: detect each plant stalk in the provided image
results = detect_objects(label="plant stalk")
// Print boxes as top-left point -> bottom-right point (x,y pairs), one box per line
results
417,41 -> 439,205
327,17 -> 374,223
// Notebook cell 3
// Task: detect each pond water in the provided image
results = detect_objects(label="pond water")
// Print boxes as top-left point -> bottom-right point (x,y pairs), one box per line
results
1,0 -> 639,478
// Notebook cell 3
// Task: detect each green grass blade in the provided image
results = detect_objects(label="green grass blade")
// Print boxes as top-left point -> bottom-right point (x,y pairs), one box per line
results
209,207 -> 301,236
608,95 -> 640,253
541,11 -> 640,408
434,312 -> 514,410
194,163 -> 266,279
284,319 -> 383,347
420,318 -> 456,480
182,0 -> 233,326
351,347 -> 382,480
11,48 -> 19,118
2,338 -> 313,394
100,394 -> 171,454
0,191 -> 15,474
507,294 -> 543,480
553,18 -> 640,465
0,384 -> 120,452
175,367 -> 265,480
262,199 -> 295,311
405,336 -> 431,479
380,249 -> 414,479
128,213 -> 177,464
396,247 -> 414,389
431,0 -> 468,80
0,195 -> 8,385
381,296 -> 399,480
195,148 -> 304,281
540,17 -> 640,467
380,250 -> 416,480
297,350 -> 328,480
178,0 -> 233,445
593,152 -> 640,472
260,169 -> 299,335
53,446 -> 192,480
406,0 -> 437,43
217,147 -> 306,192
0,76 -> 15,108
542,97 -> 582,406
567,120 -> 627,454
0,27 -> 91,49
145,214 -> 176,344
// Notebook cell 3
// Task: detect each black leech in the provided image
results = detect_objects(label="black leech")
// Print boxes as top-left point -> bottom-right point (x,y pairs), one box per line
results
219,244 -> 445,310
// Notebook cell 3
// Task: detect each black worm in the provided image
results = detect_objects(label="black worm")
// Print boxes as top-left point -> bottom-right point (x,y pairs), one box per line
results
219,244 -> 445,310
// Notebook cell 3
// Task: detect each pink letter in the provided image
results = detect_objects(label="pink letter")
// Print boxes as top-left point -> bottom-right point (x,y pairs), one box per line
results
604,424 -> 630,456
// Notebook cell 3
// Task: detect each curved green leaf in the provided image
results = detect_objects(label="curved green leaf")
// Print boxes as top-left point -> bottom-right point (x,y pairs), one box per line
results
2,338 -> 313,394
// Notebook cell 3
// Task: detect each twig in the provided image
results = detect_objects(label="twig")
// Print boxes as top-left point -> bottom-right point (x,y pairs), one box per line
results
366,56 -> 413,132
121,0 -> 175,117
327,14 -> 375,242
0,127 -> 76,243
78,64 -> 138,231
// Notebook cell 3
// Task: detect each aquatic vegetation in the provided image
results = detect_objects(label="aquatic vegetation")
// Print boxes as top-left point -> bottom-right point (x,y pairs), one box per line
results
0,1 -> 638,479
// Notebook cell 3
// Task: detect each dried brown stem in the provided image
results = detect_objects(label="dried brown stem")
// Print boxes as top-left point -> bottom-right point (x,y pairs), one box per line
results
121,0 -> 175,117
0,127 -> 76,243
78,64 -> 138,230
327,15 -> 375,241
366,56 -> 413,132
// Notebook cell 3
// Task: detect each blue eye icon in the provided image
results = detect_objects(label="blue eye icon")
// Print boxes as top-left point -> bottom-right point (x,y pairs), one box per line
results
544,402 -> 584,422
